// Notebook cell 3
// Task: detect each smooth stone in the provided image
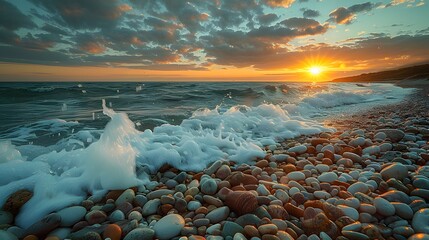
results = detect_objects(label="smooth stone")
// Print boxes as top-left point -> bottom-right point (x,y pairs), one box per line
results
274,189 -> 289,203
47,228 -> 71,240
342,222 -> 362,232
0,230 -> 18,240
362,146 -> 380,155
194,218 -> 210,227
376,129 -> 405,142
134,195 -> 148,207
341,230 -> 369,240
233,232 -> 247,240
288,145 -> 307,154
0,211 -> 13,225
313,191 -> 330,199
347,182 -> 368,195
188,201 -> 202,211
380,190 -> 411,204
222,221 -> 244,238
257,184 -> 270,196
203,195 -> 223,207
109,210 -> 125,222
142,199 -> 161,216
124,228 -> 155,240
392,202 -> 413,220
25,213 -> 61,237
258,224 -> 278,235
56,206 -> 86,227
380,143 -> 393,152
413,208 -> 429,234
343,152 -> 362,163
206,206 -> 230,224
408,233 -> 429,240
128,211 -> 142,221
146,189 -> 174,200
338,205 -> 359,220
315,164 -> 329,173
205,160 -> 223,175
287,171 -> 305,181
235,214 -> 262,227
374,197 -> 395,216
85,210 -> 107,225
411,189 -> 429,200
103,224 -> 122,240
381,163 -> 408,180
317,172 -> 338,183
414,178 -> 429,190
154,214 -> 185,240
201,178 -> 218,195
374,132 -> 387,140
115,189 -> 135,205
393,226 -> 414,237
350,137 -> 365,147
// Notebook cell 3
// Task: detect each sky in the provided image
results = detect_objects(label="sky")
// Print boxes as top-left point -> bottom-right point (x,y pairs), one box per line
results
0,0 -> 428,81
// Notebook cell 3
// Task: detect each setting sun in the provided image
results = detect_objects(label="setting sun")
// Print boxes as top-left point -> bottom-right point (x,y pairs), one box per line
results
309,66 -> 322,75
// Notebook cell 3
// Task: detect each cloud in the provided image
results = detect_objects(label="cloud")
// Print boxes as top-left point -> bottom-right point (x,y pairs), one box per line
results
258,14 -> 279,25
302,9 -> 320,18
263,0 -> 296,8
32,0 -> 131,29
329,2 -> 376,25
0,0 -> 35,30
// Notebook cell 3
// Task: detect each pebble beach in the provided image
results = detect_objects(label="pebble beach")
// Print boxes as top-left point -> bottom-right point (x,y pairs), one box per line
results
1,82 -> 429,240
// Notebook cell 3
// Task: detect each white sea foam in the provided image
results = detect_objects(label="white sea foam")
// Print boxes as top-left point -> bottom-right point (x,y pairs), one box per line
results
0,82 -> 414,228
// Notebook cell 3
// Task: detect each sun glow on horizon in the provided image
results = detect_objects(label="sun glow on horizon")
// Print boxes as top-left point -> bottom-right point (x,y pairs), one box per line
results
309,66 -> 322,76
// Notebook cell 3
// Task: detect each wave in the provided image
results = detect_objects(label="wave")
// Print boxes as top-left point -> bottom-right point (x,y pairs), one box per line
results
0,99 -> 330,228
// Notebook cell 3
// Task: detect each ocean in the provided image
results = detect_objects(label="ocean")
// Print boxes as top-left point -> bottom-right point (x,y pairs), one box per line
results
0,81 -> 414,228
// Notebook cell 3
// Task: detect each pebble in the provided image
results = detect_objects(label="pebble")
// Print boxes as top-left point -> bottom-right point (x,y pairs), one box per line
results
376,129 -> 405,142
146,189 -> 174,200
25,213 -> 61,237
0,210 -> 13,225
115,189 -> 135,205
347,182 -> 368,195
201,178 -> 218,195
374,197 -> 395,216
103,224 -> 122,240
413,208 -> 429,234
287,171 -> 305,181
142,199 -> 161,216
317,172 -> 338,183
341,230 -> 369,240
124,228 -> 155,240
222,221 -> 244,238
153,214 -> 185,240
258,224 -> 278,235
288,145 -> 307,154
392,202 -> 414,219
380,163 -> 408,180
206,206 -> 230,223
338,205 -> 359,220
109,210 -> 125,222
0,230 -> 18,240
85,210 -> 107,225
55,206 -> 86,227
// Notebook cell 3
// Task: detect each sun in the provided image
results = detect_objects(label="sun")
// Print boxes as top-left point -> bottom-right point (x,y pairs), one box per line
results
309,66 -> 322,76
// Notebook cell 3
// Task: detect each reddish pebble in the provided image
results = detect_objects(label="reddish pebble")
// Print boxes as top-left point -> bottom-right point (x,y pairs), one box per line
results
103,224 -> 122,240
23,235 -> 38,240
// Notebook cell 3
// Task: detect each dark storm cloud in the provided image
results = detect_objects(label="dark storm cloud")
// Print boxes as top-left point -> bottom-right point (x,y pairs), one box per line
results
31,0 -> 131,29
329,2 -> 376,25
258,14 -> 279,25
302,9 -> 320,18
0,0 -> 35,30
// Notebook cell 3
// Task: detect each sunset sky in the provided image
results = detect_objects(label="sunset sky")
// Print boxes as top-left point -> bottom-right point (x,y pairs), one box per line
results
0,0 -> 428,81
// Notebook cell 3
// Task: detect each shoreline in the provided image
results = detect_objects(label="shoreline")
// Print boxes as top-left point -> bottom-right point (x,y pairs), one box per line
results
2,82 -> 429,240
